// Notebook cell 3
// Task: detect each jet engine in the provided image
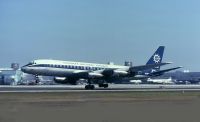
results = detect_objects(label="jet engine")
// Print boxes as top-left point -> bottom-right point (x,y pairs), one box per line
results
102,69 -> 128,77
54,77 -> 77,85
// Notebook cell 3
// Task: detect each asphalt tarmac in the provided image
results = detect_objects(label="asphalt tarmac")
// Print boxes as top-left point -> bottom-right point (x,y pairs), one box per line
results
1,84 -> 200,92
0,91 -> 200,122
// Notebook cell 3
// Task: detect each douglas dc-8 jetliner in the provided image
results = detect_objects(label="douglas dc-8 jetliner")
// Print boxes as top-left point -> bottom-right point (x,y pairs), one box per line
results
21,46 -> 181,89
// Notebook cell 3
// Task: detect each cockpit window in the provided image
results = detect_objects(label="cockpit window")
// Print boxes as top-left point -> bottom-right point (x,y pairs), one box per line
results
28,62 -> 33,65
28,61 -> 36,65
23,61 -> 36,67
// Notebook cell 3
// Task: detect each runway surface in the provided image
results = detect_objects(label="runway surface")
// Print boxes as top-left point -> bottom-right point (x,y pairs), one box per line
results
1,84 -> 200,92
1,90 -> 200,122
1,85 -> 200,122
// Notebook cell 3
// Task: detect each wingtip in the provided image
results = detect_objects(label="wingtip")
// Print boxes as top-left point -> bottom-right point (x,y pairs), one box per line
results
178,66 -> 183,68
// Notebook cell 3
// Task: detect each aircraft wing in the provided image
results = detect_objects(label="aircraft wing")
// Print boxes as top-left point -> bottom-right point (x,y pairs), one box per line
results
72,70 -> 104,79
73,68 -> 129,79
70,62 -> 173,80
148,66 -> 182,77
130,62 -> 172,72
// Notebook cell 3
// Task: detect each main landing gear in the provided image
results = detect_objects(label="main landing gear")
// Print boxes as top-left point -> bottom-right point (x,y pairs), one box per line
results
84,79 -> 109,90
85,79 -> 95,90
85,84 -> 95,90
98,83 -> 109,88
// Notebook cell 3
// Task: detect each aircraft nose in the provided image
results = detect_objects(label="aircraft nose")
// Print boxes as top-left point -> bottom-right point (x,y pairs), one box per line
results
21,66 -> 27,72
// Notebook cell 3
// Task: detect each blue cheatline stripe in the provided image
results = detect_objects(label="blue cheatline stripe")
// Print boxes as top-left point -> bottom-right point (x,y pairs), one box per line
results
29,64 -> 105,71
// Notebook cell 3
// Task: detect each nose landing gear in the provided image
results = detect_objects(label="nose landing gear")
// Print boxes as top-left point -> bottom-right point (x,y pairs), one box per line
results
34,75 -> 40,84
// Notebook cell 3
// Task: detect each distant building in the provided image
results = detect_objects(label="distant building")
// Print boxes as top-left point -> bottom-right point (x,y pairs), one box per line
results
0,63 -> 21,85
108,62 -> 114,65
0,69 -> 19,85
0,72 -> 4,85
11,63 -> 20,70
124,61 -> 133,67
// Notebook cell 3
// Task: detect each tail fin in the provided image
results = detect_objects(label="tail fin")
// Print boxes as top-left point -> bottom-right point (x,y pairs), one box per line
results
146,46 -> 165,72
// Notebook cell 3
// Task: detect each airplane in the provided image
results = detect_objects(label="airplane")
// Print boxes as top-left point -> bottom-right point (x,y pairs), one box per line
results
21,46 -> 179,89
161,71 -> 200,84
146,77 -> 174,84
130,78 -> 174,84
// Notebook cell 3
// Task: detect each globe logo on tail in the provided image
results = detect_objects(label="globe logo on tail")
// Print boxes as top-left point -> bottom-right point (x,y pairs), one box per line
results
153,54 -> 161,63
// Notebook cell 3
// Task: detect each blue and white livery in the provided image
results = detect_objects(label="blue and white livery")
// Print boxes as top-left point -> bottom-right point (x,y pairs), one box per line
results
21,46 -> 180,89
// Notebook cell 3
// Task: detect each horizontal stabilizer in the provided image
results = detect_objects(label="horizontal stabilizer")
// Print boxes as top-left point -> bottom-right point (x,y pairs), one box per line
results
149,66 -> 182,76
130,62 -> 172,72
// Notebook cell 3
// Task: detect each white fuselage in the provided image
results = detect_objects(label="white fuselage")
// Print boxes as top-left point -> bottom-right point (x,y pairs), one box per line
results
21,59 -> 129,77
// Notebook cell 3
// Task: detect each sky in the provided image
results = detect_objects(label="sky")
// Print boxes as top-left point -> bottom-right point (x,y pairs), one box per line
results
0,0 -> 200,71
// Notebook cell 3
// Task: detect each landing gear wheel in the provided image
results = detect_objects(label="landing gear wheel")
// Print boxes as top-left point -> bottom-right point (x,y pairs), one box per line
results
85,85 -> 95,90
35,75 -> 40,84
98,83 -> 109,88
